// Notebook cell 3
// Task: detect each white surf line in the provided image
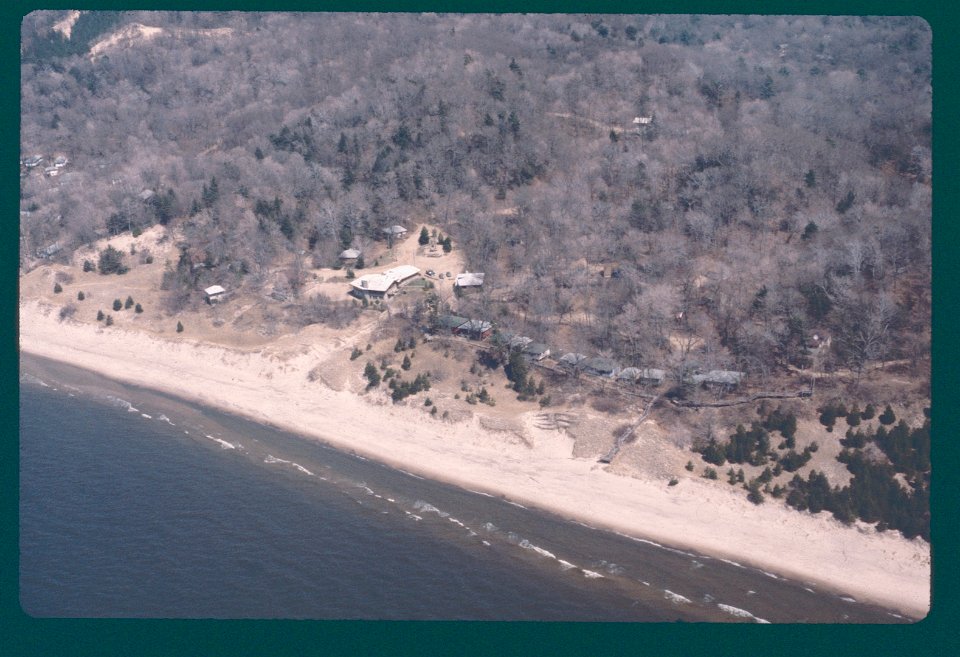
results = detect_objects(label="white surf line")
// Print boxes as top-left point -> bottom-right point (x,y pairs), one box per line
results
205,434 -> 236,450
663,590 -> 691,604
717,603 -> 769,623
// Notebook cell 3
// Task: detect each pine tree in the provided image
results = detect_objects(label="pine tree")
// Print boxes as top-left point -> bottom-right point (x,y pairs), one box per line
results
53,282 -> 62,293
879,405 -> 896,426
97,310 -> 105,321
442,236 -> 452,253
105,315 -> 113,326
77,291 -> 85,301
124,295 -> 134,309
419,226 -> 430,245
135,303 -> 143,313
176,321 -> 184,333
113,298 -> 122,311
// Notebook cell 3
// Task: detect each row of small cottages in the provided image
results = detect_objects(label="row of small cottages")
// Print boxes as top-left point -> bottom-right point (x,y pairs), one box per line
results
432,317 -> 742,390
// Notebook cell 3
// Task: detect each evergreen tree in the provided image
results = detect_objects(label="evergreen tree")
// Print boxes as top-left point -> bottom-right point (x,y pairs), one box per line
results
364,362 -> 381,388
105,315 -> 113,326
53,282 -> 62,293
879,404 -> 896,425
419,226 -> 430,245
113,298 -> 122,311
804,169 -> 816,188
125,295 -> 134,309
176,321 -> 184,333
442,236 -> 452,253
401,354 -> 412,370
77,291 -> 85,301
135,303 -> 143,313
96,310 -> 104,321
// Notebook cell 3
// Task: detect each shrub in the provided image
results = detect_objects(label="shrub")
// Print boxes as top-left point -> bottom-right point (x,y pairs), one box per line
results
668,478 -> 679,486
135,303 -> 143,313
83,260 -> 95,272
59,304 -> 76,320
430,406 -> 438,415
113,299 -> 122,311
77,291 -> 85,301
685,461 -> 694,471
176,321 -> 184,333
702,467 -> 718,480
53,282 -> 63,293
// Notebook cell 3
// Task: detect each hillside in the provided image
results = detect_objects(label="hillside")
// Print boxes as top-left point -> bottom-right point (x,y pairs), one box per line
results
20,12 -> 931,539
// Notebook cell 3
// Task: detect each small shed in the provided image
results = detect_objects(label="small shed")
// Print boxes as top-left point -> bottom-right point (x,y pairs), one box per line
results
53,155 -> 69,168
633,116 -> 653,125
204,285 -> 227,303
24,156 -> 43,168
383,225 -> 408,239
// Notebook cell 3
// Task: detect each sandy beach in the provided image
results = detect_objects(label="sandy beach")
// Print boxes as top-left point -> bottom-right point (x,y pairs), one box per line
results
18,299 -> 931,619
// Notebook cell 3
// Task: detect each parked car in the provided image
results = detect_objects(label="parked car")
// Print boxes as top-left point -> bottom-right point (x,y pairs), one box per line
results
426,269 -> 436,277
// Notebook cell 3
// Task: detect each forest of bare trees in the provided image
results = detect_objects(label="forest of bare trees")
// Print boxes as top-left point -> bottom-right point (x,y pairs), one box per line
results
20,12 -> 931,385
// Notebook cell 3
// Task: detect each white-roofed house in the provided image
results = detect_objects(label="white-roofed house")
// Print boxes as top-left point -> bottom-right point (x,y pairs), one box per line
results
350,265 -> 420,300
454,272 -> 485,294
204,285 -> 227,303
339,248 -> 361,264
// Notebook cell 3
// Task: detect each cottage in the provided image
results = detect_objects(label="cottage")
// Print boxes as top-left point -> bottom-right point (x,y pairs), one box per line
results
582,357 -> 620,378
558,352 -> 587,370
638,368 -> 666,386
382,225 -> 408,239
204,285 -> 227,303
690,370 -> 744,389
339,248 -> 361,263
616,367 -> 641,383
350,265 -> 420,299
437,314 -> 470,333
454,319 -> 493,341
35,241 -> 62,259
24,155 -> 43,168
522,342 -> 551,361
454,272 -> 485,290
53,155 -> 69,169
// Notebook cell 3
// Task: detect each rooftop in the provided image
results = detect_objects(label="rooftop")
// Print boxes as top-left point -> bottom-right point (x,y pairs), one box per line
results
455,272 -> 485,287
351,265 -> 420,292
204,285 -> 226,296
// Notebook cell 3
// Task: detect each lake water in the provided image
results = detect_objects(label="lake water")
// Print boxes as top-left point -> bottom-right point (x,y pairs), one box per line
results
19,354 -> 907,622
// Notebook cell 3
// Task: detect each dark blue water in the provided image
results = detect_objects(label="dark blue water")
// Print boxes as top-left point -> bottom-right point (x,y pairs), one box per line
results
19,356 -> 909,621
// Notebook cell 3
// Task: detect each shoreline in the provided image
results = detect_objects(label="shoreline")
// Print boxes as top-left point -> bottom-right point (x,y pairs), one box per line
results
18,300 -> 931,619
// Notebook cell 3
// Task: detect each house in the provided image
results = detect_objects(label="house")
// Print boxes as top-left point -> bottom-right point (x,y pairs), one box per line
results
454,319 -> 493,341
204,285 -> 227,303
138,189 -> 155,202
638,368 -> 666,386
24,156 -> 43,168
382,225 -> 408,239
522,342 -> 551,361
454,272 -> 485,291
53,155 -> 69,168
616,367 -> 641,383
509,335 -> 533,350
633,116 -> 653,125
690,370 -> 744,389
582,357 -> 620,378
35,241 -> 62,259
350,265 -> 420,299
44,166 -> 59,177
558,352 -> 587,370
339,248 -> 361,263
436,314 -> 470,334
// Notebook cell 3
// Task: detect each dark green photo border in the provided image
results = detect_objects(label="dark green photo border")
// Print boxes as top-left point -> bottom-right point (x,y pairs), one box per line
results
5,1 -> 955,655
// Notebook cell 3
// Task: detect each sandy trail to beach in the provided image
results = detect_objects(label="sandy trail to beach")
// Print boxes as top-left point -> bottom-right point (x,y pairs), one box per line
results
18,299 -> 930,618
